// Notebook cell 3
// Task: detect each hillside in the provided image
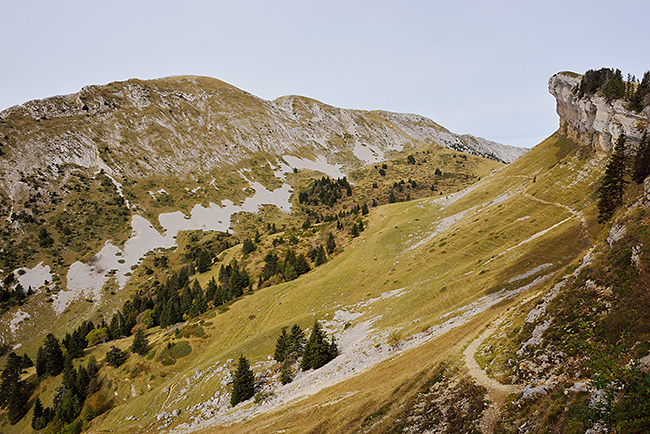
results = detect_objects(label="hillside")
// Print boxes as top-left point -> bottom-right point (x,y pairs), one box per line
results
1,69 -> 649,434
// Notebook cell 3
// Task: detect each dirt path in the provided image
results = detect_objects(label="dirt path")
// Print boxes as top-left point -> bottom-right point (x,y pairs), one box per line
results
463,316 -> 522,433
463,291 -> 542,433
522,193 -> 592,243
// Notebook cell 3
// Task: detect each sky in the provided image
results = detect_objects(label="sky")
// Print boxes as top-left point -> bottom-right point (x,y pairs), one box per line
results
1,0 -> 649,148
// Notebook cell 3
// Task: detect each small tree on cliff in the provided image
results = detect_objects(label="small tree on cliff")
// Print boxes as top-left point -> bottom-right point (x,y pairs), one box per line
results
598,133 -> 627,223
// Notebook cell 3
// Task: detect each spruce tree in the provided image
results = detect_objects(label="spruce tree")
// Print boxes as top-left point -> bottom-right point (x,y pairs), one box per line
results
326,232 -> 336,254
301,321 -> 335,370
43,333 -> 64,376
274,328 -> 289,362
106,346 -> 128,367
230,355 -> 255,406
32,397 -> 44,430
130,329 -> 149,356
1,353 -> 28,424
632,131 -> 650,184
598,133 -> 628,223
289,324 -> 306,357
36,346 -> 47,377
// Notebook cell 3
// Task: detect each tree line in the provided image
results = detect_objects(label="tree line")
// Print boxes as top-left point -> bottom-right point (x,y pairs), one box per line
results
577,67 -> 650,111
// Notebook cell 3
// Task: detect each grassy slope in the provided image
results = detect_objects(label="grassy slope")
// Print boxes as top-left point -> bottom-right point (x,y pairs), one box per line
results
59,132 -> 604,434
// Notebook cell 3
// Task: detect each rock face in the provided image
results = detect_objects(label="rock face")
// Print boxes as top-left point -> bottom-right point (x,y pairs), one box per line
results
549,72 -> 649,153
0,75 -> 525,202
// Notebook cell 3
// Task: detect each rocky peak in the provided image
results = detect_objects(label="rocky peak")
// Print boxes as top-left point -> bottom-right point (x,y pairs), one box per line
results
549,71 -> 649,153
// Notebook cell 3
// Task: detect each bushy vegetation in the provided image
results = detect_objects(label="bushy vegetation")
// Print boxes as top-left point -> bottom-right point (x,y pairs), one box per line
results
576,67 -> 650,111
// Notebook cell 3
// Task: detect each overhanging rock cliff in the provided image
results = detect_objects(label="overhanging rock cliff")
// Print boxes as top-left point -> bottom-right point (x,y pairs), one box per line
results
549,71 -> 649,153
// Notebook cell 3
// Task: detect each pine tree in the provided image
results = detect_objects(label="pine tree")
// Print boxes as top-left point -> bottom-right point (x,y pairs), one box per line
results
598,133 -> 628,223
106,345 -> 128,367
632,131 -> 650,184
274,328 -> 289,362
31,397 -> 44,429
43,333 -> 64,376
230,355 -> 255,406
130,329 -> 149,356
289,324 -> 306,357
1,353 -> 28,424
36,346 -> 47,377
326,232 -> 336,254
301,321 -> 336,370
280,362 -> 293,385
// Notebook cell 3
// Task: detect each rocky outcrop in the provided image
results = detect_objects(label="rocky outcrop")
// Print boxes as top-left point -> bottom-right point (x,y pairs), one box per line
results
549,71 -> 649,153
0,75 -> 525,202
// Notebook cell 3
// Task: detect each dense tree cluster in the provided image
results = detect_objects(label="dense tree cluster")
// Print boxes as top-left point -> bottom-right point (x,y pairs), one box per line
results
274,324 -> 306,363
577,68 -> 650,110
298,176 -> 352,207
258,248 -> 311,288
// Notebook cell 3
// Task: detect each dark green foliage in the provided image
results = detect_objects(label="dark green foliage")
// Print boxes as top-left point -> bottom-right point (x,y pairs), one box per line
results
598,133 -> 627,223
59,390 -> 81,424
308,245 -> 327,266
326,232 -> 336,254
632,131 -> 650,184
298,176 -> 352,207
36,346 -> 47,377
43,333 -> 65,376
597,364 -> 650,433
274,324 -> 306,364
578,68 -> 624,100
32,397 -> 46,430
105,346 -> 128,368
1,352 -> 28,424
289,324 -> 306,356
629,71 -> 650,112
407,154 -> 416,165
434,168 -> 442,176
242,238 -> 256,254
274,328 -> 289,363
130,329 -> 149,355
301,321 -> 338,371
21,353 -> 33,369
230,355 -> 255,406
38,227 -> 54,247
280,362 -> 293,384
188,280 -> 207,318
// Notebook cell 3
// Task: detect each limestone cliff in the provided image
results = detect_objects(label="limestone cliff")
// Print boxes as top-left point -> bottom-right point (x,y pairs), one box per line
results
549,71 -> 649,153
0,75 -> 526,203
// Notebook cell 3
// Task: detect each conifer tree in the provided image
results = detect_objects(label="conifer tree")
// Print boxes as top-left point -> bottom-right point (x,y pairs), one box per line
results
43,333 -> 64,376
632,131 -> 650,184
106,345 -> 128,367
326,232 -> 336,254
301,321 -> 336,370
274,328 -> 289,362
598,133 -> 628,223
230,355 -> 255,406
130,329 -> 149,356
289,324 -> 306,357
36,346 -> 47,377
32,397 -> 44,430
1,352 -> 28,424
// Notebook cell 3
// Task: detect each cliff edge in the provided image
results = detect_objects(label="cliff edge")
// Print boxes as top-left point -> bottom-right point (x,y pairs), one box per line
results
549,71 -> 649,153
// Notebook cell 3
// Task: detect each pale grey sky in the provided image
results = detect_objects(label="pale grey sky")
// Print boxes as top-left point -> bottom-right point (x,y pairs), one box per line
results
1,0 -> 649,148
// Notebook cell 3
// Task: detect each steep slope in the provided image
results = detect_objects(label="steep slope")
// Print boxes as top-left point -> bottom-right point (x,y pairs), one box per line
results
70,129 -> 599,434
